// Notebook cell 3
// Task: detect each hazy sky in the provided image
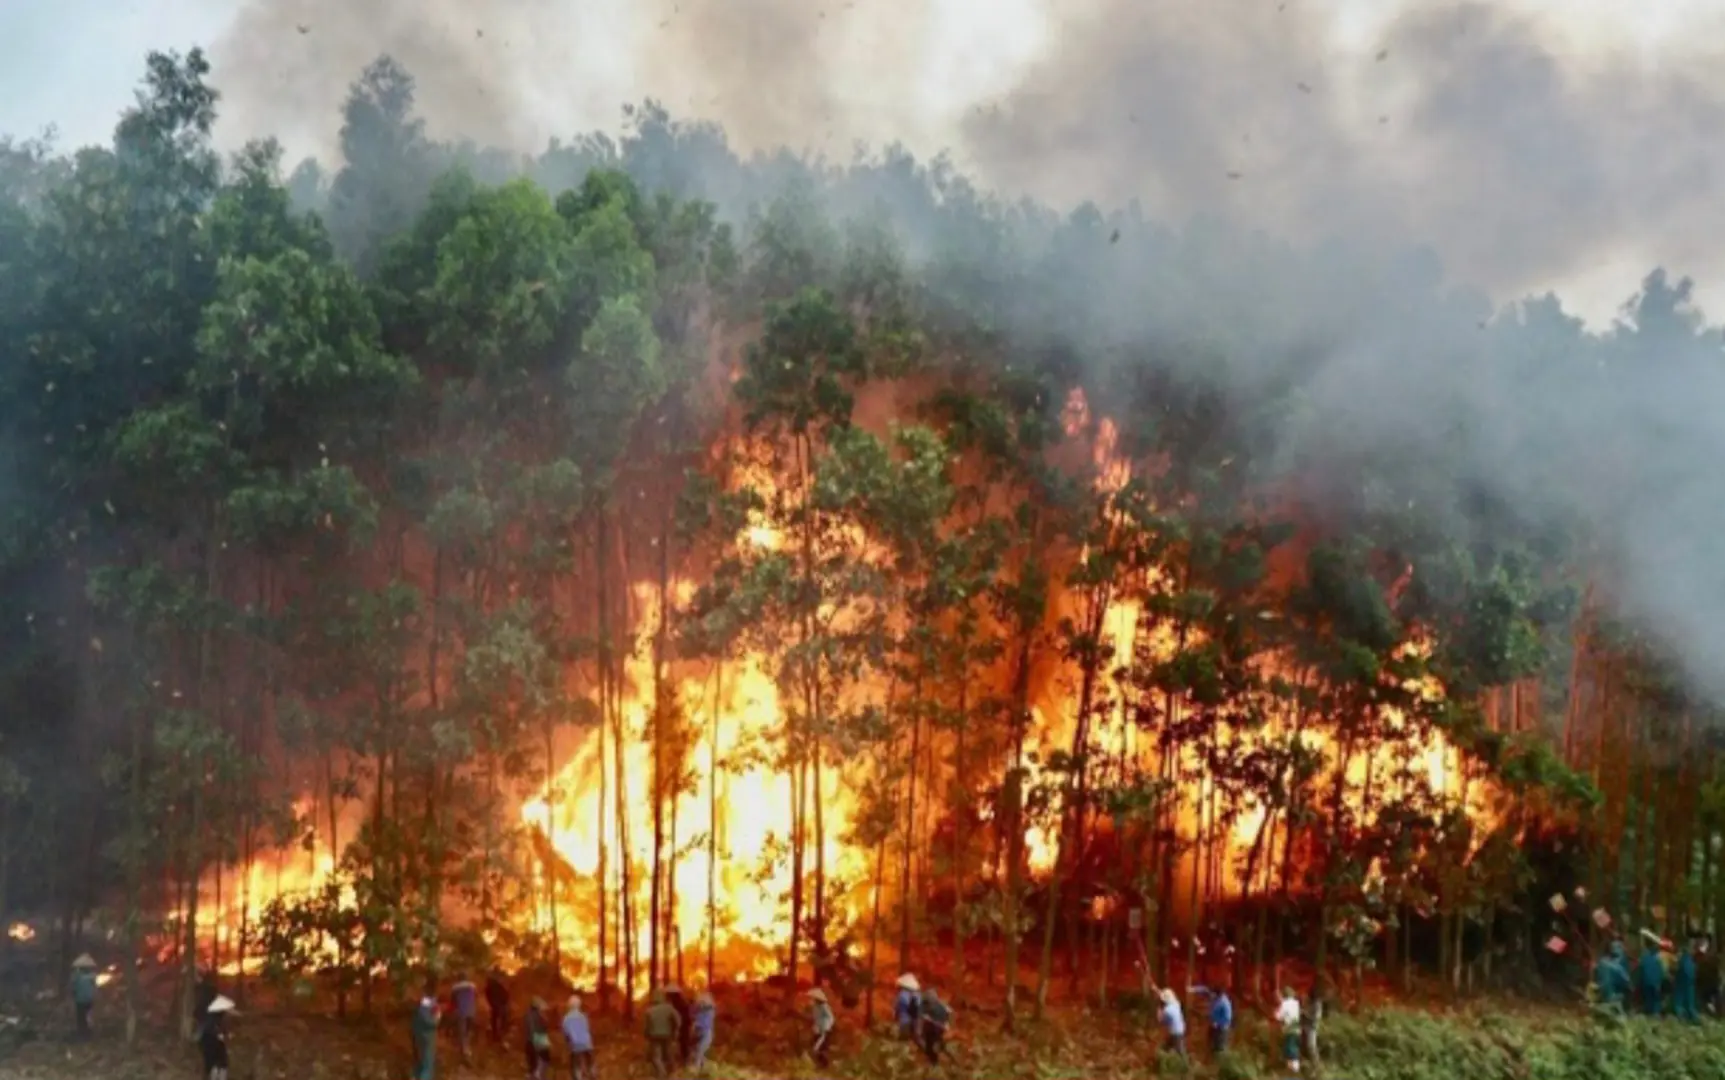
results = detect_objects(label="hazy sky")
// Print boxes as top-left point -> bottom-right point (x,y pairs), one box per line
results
4,0 -> 1724,323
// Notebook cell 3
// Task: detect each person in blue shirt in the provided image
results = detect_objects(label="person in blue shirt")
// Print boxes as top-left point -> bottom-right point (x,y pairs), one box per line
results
563,995 -> 596,1080
1192,984 -> 1234,1056
1639,945 -> 1666,1016
69,955 -> 98,1039
450,973 -> 477,1062
1593,940 -> 1631,1011
894,974 -> 922,1040
1674,939 -> 1700,1023
690,991 -> 716,1073
1156,988 -> 1187,1061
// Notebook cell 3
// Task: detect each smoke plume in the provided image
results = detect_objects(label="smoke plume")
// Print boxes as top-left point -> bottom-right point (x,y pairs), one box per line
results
196,0 -> 1725,698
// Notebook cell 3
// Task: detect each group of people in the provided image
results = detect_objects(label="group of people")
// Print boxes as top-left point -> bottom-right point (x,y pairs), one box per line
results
1152,981 -> 1322,1075
1591,933 -> 1722,1020
889,973 -> 954,1065
411,972 -> 717,1080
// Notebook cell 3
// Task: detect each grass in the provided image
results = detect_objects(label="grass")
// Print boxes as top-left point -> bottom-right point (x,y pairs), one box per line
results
6,991 -> 1725,1079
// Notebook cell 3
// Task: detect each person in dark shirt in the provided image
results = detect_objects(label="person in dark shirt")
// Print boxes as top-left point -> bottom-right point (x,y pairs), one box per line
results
69,955 -> 98,1039
198,995 -> 235,1080
1698,935 -> 1721,1017
664,984 -> 693,1064
919,987 -> 952,1065
643,990 -> 682,1080
485,969 -> 511,1045
524,997 -> 552,1080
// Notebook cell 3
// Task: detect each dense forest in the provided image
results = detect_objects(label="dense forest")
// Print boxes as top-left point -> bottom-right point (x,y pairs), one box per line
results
2,46 -> 1724,1047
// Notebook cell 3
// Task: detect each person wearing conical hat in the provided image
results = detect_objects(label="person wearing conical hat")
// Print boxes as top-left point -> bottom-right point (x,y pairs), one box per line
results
68,956 -> 97,1039
894,974 -> 922,1040
199,995 -> 236,1080
806,988 -> 835,1068
689,990 -> 716,1073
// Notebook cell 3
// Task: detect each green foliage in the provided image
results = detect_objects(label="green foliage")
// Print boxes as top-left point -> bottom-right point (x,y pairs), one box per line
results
1322,1007 -> 1725,1080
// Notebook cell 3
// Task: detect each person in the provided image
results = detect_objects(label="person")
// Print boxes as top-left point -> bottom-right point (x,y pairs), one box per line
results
525,997 -> 552,1080
1593,940 -> 1632,1011
1639,943 -> 1666,1016
1301,985 -> 1324,1070
562,995 -> 596,1080
894,974 -> 922,1040
664,983 -> 693,1065
1699,935 -> 1721,1017
643,988 -> 682,1080
412,979 -> 441,1080
1275,987 -> 1302,1075
486,968 -> 511,1045
807,987 -> 835,1068
918,986 -> 952,1066
1675,939 -> 1700,1023
198,994 -> 235,1080
69,955 -> 98,1039
690,991 -> 716,1073
1156,988 -> 1187,1060
194,969 -> 219,1028
1193,984 -> 1233,1055
450,972 -> 478,1061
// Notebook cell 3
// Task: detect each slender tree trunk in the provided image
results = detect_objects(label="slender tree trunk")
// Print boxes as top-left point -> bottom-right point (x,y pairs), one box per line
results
1034,590 -> 1108,1018
595,512 -> 612,1007
1002,626 -> 1034,1030
707,663 -> 721,992
899,678 -> 922,972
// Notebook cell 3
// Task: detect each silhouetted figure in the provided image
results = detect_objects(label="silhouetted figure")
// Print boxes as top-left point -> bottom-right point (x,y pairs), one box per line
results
525,997 -> 552,1080
69,955 -> 97,1039
198,995 -> 235,1080
664,984 -> 693,1064
485,969 -> 511,1045
643,990 -> 681,1080
919,987 -> 952,1065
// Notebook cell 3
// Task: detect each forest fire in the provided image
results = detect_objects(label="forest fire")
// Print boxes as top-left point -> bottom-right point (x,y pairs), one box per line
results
138,389 -> 1499,988
518,582 -> 871,976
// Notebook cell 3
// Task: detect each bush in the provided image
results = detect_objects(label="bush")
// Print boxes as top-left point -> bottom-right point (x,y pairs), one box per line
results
1319,1007 -> 1725,1080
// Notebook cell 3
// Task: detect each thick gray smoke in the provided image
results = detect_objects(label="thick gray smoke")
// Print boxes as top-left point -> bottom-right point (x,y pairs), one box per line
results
145,1 -> 1725,695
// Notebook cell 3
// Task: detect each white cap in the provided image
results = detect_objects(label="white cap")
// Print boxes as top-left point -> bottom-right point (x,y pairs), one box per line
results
207,996 -> 236,1014
897,974 -> 920,991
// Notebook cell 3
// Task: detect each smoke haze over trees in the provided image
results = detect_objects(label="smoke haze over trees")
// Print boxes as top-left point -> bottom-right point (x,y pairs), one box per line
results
3,25 -> 1725,1041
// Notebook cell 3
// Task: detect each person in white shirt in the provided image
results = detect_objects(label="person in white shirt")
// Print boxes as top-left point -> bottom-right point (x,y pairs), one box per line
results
1275,988 -> 1302,1074
1156,988 -> 1188,1060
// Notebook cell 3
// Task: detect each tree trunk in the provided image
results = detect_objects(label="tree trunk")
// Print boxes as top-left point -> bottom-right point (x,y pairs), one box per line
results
1034,588 -> 1108,1018
1002,626 -> 1034,1031
707,663 -> 721,992
898,678 -> 922,973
